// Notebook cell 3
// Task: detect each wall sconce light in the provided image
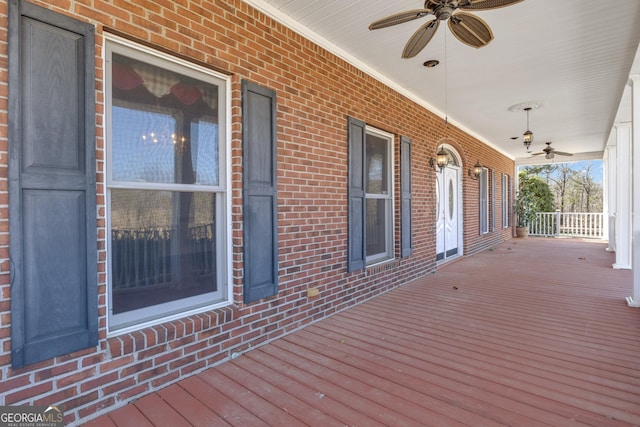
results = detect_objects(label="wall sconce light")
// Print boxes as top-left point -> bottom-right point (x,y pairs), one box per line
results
468,160 -> 482,179
429,147 -> 449,172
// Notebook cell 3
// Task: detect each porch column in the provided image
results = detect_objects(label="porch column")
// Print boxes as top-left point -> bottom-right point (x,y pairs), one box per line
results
604,138 -> 616,251
613,122 -> 631,270
627,75 -> 640,307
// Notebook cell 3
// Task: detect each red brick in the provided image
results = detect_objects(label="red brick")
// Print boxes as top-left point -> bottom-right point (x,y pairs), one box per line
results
78,396 -> 116,419
102,377 -> 135,396
82,353 -> 105,368
169,354 -> 195,370
33,386 -> 77,406
56,368 -> 96,389
98,355 -> 134,374
153,349 -> 182,366
116,383 -> 149,402
80,371 -> 118,393
107,338 -> 122,358
137,365 -> 168,383
34,360 -> 79,382
0,374 -> 30,394
138,344 -> 167,360
120,360 -> 152,378
151,371 -> 179,388
61,391 -> 99,412
5,382 -> 53,404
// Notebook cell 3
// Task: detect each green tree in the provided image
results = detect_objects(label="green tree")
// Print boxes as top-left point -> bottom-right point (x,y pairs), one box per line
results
518,170 -> 554,212
522,165 -> 558,184
522,160 -> 603,213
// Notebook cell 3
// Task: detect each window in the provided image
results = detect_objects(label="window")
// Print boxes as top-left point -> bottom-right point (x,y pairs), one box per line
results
365,127 -> 395,263
106,39 -> 229,331
400,136 -> 412,258
480,167 -> 489,234
347,118 -> 395,271
502,173 -> 511,228
491,169 -> 496,231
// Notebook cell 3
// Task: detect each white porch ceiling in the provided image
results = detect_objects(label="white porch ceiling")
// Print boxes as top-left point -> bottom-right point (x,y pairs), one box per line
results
243,0 -> 640,163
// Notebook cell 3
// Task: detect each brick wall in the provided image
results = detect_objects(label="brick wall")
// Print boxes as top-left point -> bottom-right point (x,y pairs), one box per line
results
0,0 -> 514,424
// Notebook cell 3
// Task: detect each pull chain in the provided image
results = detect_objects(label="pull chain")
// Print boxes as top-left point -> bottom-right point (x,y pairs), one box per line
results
444,27 -> 448,127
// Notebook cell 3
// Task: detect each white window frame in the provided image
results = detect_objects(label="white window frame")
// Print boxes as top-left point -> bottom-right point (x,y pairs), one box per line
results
365,126 -> 395,265
104,36 -> 232,334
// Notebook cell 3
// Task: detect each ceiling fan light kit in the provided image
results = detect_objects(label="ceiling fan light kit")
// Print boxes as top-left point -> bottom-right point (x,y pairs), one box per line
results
508,101 -> 544,152
368,0 -> 524,58
522,107 -> 533,150
531,142 -> 573,159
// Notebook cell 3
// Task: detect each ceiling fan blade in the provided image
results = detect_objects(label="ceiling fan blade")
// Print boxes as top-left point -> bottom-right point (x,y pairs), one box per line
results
369,9 -> 432,30
530,152 -> 545,156
460,0 -> 524,11
402,19 -> 440,58
553,151 -> 573,156
448,12 -> 493,48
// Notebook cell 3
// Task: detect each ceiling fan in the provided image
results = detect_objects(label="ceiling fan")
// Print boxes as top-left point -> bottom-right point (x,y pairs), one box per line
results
368,0 -> 524,58
531,142 -> 573,160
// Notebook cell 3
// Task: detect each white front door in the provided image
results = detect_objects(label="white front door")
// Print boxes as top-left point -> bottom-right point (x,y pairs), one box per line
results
436,166 -> 459,262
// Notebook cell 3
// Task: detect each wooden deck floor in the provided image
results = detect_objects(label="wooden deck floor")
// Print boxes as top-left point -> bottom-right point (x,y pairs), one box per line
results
86,238 -> 640,426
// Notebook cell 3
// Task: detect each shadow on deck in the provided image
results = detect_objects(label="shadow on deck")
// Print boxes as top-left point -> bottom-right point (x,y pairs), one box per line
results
86,238 -> 640,426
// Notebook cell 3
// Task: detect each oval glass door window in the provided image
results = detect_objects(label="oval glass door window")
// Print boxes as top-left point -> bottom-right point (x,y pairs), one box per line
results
448,178 -> 454,220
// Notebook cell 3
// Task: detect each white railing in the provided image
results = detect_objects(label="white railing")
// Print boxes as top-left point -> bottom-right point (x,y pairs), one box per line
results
528,212 -> 604,239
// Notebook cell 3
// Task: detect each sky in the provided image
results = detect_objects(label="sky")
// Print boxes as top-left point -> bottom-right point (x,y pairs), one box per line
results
520,159 -> 603,185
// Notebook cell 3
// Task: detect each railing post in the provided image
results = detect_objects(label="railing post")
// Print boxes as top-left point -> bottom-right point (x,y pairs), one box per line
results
555,210 -> 560,238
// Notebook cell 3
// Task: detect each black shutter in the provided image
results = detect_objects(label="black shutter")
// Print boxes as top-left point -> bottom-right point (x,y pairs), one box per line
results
242,80 -> 278,303
479,168 -> 488,234
401,136 -> 413,257
347,117 -> 366,272
9,0 -> 97,368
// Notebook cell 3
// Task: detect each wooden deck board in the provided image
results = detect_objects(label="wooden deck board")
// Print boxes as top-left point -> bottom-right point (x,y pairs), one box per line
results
156,383 -> 229,427
197,367 -> 307,426
106,403 -> 154,427
289,327 -> 556,427
213,359 -> 344,426
241,349 -> 384,426
381,308 -> 640,396
317,310 -> 638,425
178,375 -> 269,427
132,390 -> 192,427
85,239 -> 640,426
334,303 -> 640,407
83,415 -> 118,427
250,345 -> 429,427
259,341 -> 467,427
273,332 -> 526,427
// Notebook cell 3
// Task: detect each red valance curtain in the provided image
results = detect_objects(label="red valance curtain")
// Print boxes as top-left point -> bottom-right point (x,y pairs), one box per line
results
112,59 -> 217,109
